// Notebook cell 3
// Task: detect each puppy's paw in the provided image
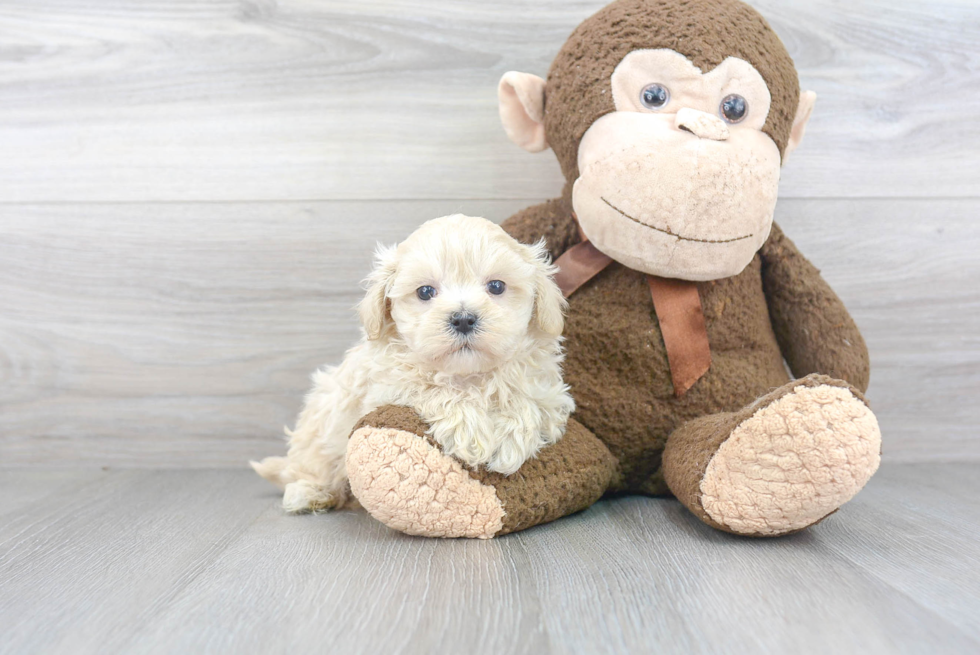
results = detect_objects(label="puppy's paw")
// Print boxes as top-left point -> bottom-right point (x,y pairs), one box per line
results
282,479 -> 345,514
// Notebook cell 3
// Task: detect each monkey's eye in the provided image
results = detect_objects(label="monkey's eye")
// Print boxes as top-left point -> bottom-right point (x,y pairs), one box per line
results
720,94 -> 748,124
640,83 -> 670,110
416,285 -> 437,301
486,280 -> 506,295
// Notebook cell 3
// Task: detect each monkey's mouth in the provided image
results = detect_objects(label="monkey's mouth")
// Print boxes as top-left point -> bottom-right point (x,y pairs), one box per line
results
601,197 -> 753,244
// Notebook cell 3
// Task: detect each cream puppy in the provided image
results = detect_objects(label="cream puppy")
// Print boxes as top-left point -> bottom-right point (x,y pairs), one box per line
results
251,214 -> 574,513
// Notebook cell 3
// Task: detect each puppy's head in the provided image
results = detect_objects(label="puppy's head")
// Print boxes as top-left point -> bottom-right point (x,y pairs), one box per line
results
358,214 -> 566,375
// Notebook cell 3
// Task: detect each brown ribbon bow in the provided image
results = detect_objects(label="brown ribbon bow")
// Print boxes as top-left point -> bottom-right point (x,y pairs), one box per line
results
553,222 -> 711,397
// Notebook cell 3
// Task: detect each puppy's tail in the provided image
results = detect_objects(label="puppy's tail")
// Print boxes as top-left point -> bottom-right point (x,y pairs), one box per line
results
250,456 -> 295,490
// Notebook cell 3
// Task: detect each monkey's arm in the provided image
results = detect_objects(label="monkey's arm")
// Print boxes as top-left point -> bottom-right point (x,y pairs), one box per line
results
759,223 -> 870,393
500,199 -> 581,260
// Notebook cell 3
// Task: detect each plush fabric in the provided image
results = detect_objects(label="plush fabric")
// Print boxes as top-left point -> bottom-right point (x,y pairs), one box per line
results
465,417 -> 620,535
663,374 -> 881,537
544,0 -> 800,182
609,50 -> 773,132
572,111 -> 781,280
348,414 -> 506,539
345,0 -> 880,539
351,406 -> 619,537
761,224 -> 871,391
506,199 -> 798,494
673,107 -> 731,141
498,72 -> 549,152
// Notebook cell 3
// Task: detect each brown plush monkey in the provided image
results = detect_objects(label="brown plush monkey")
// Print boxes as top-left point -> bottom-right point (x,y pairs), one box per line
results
346,0 -> 882,538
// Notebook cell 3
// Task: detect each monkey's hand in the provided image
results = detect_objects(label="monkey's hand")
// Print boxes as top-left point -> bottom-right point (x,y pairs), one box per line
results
346,405 -> 617,538
760,222 -> 870,392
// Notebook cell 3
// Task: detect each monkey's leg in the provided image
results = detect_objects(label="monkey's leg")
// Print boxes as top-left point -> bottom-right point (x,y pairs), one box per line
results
663,374 -> 881,537
345,406 -> 619,539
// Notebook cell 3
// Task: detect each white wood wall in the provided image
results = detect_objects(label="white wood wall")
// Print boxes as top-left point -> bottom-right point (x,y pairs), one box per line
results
1,0 -> 978,466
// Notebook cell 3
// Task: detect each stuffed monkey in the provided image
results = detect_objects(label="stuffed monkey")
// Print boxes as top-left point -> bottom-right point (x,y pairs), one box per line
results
345,0 -> 881,538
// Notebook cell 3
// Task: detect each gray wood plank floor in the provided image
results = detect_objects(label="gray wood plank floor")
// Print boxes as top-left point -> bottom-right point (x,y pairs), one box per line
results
0,463 -> 977,655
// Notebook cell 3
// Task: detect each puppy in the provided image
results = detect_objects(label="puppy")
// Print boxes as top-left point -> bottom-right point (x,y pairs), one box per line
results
251,214 -> 575,513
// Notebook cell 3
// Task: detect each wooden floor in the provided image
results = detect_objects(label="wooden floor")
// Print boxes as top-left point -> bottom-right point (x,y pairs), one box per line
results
1,463 -> 978,655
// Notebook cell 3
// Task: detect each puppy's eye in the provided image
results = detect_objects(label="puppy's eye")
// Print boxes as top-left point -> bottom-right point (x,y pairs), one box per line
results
416,285 -> 437,301
640,83 -> 669,110
486,280 -> 506,295
720,94 -> 748,124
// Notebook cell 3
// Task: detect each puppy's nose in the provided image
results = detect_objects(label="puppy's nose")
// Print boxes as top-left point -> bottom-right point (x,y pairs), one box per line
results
449,311 -> 478,335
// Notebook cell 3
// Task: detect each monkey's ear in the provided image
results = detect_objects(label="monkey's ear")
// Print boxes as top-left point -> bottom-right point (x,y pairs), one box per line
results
498,72 -> 549,153
784,90 -> 817,160
357,244 -> 398,341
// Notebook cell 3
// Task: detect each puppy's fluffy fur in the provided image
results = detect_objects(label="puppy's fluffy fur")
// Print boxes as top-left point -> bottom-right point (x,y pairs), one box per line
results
251,214 -> 574,513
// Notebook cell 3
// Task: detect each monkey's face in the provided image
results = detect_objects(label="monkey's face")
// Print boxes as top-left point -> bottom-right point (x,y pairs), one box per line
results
499,2 -> 817,282
571,49 -> 781,280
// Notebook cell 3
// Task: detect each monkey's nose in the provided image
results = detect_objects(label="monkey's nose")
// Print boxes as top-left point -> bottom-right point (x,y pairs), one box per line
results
674,108 -> 730,141
449,311 -> 478,335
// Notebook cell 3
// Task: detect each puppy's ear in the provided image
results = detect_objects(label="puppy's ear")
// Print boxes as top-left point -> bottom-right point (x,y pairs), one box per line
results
358,244 -> 398,340
525,239 -> 566,337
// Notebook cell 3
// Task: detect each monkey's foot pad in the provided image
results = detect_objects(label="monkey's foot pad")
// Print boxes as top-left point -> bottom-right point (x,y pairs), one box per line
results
347,427 -> 505,539
700,384 -> 882,536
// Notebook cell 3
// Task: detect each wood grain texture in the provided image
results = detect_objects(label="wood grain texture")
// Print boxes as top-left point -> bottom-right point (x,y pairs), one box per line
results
0,200 -> 526,466
0,0 -> 978,202
1,198 -> 977,466
0,464 -> 978,654
818,464 -> 980,639
0,469 -> 273,654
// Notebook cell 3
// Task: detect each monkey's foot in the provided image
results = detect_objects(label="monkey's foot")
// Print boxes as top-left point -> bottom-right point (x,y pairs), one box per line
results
346,406 -> 618,539
665,374 -> 882,537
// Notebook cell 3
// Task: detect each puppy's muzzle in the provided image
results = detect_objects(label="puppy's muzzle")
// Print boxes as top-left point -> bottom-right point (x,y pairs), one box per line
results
449,311 -> 478,336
